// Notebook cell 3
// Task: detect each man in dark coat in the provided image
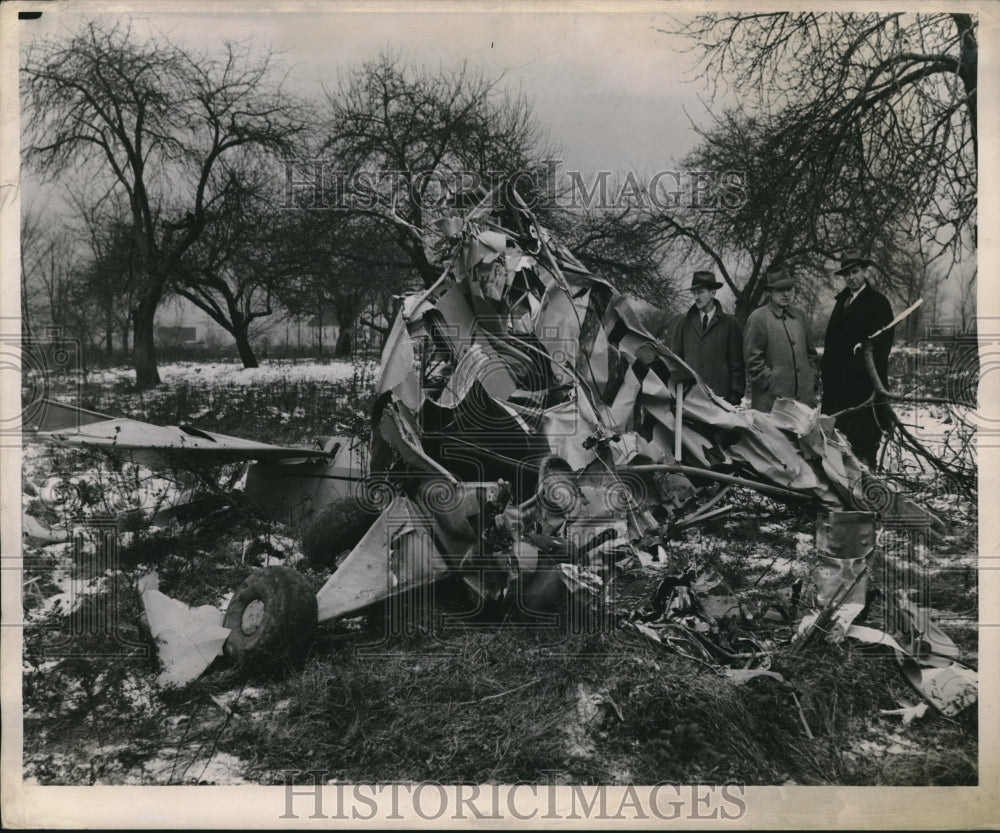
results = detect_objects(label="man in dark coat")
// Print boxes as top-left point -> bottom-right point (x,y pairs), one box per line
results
672,270 -> 746,405
820,250 -> 894,468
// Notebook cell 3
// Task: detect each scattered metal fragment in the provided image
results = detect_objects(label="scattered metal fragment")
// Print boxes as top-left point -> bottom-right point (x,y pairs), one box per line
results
28,197 -> 952,691
137,572 -> 231,687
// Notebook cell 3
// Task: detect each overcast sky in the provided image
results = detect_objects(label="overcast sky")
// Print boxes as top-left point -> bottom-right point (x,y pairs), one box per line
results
15,2 -> 980,319
19,4 -> 717,178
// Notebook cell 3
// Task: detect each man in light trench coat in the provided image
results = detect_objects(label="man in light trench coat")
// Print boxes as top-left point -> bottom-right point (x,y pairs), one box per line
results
743,267 -> 820,412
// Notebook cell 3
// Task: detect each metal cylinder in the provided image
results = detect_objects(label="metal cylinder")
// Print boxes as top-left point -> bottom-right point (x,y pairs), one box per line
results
813,510 -> 876,607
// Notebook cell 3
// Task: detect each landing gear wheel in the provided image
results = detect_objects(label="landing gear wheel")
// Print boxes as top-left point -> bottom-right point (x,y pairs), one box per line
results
223,566 -> 317,670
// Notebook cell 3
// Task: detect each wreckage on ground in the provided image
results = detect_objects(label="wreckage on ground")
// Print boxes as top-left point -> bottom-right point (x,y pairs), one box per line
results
28,197 -> 966,714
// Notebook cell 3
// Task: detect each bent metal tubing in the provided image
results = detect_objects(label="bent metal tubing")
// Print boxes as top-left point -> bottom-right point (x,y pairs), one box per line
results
622,464 -> 815,502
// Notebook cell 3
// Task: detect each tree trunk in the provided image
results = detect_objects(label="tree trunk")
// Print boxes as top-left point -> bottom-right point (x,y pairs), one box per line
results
105,308 -> 114,360
952,13 -> 977,164
333,295 -> 357,358
334,325 -> 353,358
21,275 -> 33,339
132,304 -> 161,389
233,325 -> 260,368
733,292 -> 753,327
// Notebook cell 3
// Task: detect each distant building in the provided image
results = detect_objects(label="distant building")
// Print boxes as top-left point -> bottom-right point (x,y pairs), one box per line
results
306,305 -> 339,349
155,298 -> 230,348
155,325 -> 200,346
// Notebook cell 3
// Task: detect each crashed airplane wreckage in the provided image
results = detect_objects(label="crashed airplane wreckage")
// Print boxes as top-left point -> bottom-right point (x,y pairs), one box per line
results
31,197 -> 945,683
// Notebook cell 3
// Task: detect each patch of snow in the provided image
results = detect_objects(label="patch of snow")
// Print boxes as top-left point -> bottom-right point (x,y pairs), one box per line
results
851,736 -> 920,757
794,532 -> 813,557
30,562 -> 107,621
766,557 -> 797,577
564,683 -> 602,758
85,359 -> 378,389
25,660 -> 61,674
137,750 -> 250,785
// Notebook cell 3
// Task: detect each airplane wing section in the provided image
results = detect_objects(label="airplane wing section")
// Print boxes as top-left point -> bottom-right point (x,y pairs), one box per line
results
33,400 -> 328,467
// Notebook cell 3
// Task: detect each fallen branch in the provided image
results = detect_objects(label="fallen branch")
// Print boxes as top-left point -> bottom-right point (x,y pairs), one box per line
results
828,341 -> 975,492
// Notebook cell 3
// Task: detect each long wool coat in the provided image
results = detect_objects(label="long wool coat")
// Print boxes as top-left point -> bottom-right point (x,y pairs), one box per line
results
820,282 -> 894,415
671,300 -> 746,404
743,302 -> 819,412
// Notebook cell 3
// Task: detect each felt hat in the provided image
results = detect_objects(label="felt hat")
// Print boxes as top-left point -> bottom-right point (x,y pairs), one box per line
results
834,250 -> 876,276
689,270 -> 723,290
765,267 -> 796,290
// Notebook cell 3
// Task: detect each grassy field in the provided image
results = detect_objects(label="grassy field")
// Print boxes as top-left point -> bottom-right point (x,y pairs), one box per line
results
20,354 -> 978,786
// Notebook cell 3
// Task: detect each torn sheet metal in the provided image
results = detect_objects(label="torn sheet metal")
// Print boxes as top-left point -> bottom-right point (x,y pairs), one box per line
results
243,436 -> 367,527
900,661 -> 978,717
633,568 -> 769,669
414,478 -> 485,561
315,496 -> 450,623
432,281 -> 517,400
137,572 -> 230,687
813,511 -> 875,608
890,589 -> 963,661
377,400 -> 457,482
30,205 -> 936,537
838,591 -> 977,717
844,621 -> 977,717
376,212 -> 890,511
377,313 -> 421,411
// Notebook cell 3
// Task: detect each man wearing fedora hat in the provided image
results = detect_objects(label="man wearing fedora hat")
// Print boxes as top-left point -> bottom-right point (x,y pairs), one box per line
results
743,267 -> 820,412
671,270 -> 746,405
820,250 -> 894,468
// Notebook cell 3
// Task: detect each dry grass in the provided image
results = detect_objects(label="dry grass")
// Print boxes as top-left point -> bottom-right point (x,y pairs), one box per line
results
21,357 -> 978,786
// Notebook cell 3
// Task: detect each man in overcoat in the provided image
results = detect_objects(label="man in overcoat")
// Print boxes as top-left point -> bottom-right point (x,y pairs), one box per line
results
820,250 -> 894,468
671,270 -> 746,405
744,267 -> 819,412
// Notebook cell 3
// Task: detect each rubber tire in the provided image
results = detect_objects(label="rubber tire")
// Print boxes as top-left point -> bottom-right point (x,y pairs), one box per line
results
223,566 -> 318,670
300,496 -> 379,566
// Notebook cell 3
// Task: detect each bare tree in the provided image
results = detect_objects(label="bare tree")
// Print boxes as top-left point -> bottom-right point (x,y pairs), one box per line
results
669,13 -> 977,263
22,21 -> 307,387
272,212 -> 417,358
172,163 -> 296,368
557,207 -> 677,309
19,206 -> 46,339
70,191 -> 143,359
319,53 -> 555,287
653,92 -> 964,326
956,271 -> 977,334
20,206 -> 78,335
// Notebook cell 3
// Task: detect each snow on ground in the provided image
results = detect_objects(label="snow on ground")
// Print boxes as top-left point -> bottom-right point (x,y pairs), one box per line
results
892,403 -> 973,458
848,732 -> 922,759
83,359 -> 379,388
32,570 -> 109,621
137,750 -> 250,785
892,344 -> 949,358
24,743 -> 251,786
